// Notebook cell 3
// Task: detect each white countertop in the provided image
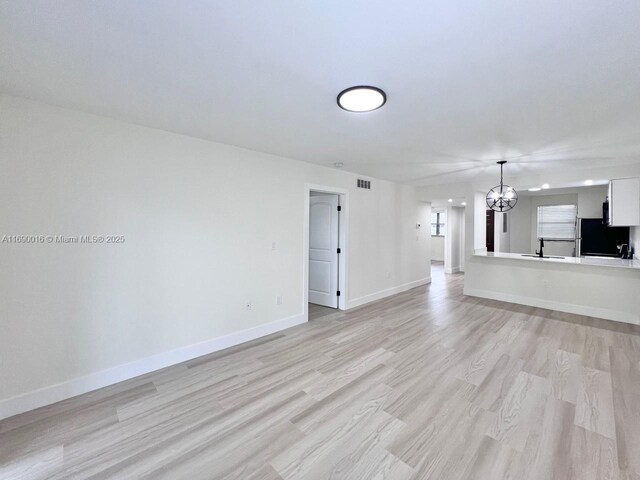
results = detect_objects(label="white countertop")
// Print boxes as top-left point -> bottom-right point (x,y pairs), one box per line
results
473,251 -> 640,269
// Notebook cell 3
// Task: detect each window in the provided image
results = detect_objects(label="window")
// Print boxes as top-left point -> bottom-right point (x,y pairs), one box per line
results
537,204 -> 577,240
431,211 -> 446,236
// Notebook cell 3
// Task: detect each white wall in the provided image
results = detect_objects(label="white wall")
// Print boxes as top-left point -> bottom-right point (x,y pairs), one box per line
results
431,235 -> 444,261
473,192 -> 486,252
509,196 -> 532,254
578,185 -> 608,218
0,95 -> 431,417
493,211 -> 510,253
444,206 -> 464,273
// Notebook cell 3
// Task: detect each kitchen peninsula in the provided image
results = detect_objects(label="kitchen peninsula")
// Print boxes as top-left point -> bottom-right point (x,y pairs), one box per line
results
465,251 -> 640,325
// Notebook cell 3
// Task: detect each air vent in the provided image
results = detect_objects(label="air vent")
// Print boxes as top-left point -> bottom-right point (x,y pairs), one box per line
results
357,179 -> 371,189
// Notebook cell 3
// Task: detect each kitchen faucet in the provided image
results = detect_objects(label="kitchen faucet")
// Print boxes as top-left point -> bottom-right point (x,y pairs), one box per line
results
536,238 -> 544,258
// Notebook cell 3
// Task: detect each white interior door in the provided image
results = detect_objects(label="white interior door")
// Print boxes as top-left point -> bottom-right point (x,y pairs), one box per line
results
309,194 -> 339,308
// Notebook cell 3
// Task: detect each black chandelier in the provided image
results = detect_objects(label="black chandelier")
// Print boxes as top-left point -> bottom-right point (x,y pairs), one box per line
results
486,161 -> 518,212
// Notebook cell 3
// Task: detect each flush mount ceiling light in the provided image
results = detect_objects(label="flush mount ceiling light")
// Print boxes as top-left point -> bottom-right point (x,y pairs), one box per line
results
528,187 -> 541,192
337,86 -> 386,112
584,179 -> 593,186
541,183 -> 550,189
486,161 -> 518,212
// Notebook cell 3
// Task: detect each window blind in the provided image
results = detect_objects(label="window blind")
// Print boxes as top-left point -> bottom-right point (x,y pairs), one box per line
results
537,204 -> 577,240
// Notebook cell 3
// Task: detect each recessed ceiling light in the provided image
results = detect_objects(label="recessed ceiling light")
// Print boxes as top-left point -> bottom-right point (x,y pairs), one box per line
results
461,201 -> 467,206
337,86 -> 386,112
541,184 -> 550,189
448,198 -> 453,202
584,179 -> 593,186
528,187 -> 541,192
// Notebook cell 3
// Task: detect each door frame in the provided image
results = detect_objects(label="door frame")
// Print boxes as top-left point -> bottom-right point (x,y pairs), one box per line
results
303,184 -> 348,317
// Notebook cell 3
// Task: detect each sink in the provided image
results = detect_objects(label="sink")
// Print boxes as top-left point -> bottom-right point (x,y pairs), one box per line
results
520,254 -> 565,259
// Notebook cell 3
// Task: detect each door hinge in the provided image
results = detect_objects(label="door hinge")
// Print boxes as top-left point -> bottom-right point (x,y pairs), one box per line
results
336,290 -> 341,297
337,247 -> 341,254
337,205 -> 342,212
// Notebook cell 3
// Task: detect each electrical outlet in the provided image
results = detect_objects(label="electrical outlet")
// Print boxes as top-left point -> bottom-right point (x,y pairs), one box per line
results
245,302 -> 252,311
276,295 -> 283,305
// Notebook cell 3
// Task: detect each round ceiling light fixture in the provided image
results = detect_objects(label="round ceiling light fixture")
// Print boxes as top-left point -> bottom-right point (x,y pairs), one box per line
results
337,86 -> 386,112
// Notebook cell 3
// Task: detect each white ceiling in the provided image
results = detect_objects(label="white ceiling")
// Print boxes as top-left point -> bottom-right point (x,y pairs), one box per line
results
2,1 -> 640,186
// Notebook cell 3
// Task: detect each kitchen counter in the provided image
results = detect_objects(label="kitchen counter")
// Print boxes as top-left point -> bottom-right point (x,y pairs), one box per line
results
466,250 -> 640,325
473,251 -> 640,270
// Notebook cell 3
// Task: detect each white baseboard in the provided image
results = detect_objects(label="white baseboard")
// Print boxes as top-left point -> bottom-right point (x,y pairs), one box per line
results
347,277 -> 431,310
445,266 -> 462,274
0,312 -> 307,421
464,287 -> 639,325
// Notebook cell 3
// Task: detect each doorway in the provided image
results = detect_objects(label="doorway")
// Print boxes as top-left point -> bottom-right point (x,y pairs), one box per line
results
486,209 -> 495,252
309,192 -> 340,308
304,185 -> 348,319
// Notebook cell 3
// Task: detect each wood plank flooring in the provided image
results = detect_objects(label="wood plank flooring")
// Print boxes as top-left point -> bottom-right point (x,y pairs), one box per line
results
2,264 -> 640,479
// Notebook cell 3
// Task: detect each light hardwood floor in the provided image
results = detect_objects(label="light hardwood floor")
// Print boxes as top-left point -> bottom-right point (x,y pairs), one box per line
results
2,264 -> 640,479
308,302 -> 338,321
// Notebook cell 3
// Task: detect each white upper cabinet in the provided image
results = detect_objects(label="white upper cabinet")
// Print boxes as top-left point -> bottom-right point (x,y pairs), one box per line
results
609,178 -> 640,226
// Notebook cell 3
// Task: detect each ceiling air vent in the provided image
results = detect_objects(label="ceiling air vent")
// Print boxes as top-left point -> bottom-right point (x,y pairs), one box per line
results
357,179 -> 371,190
